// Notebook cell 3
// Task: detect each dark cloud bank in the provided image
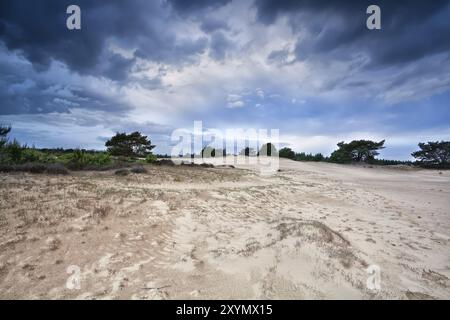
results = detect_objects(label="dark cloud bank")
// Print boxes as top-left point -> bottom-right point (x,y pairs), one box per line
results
0,0 -> 449,155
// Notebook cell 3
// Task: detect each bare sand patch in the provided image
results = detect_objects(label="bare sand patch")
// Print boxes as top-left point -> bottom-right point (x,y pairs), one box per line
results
0,159 -> 449,299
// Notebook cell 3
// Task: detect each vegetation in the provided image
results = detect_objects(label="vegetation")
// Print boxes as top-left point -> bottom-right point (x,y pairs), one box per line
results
105,131 -> 155,157
279,148 -> 325,162
279,147 -> 296,159
57,149 -> 112,170
0,126 -> 156,173
412,141 -> 450,169
329,140 -> 385,164
296,152 -> 325,162
0,125 -> 11,149
0,124 -> 448,172
145,154 -> 158,163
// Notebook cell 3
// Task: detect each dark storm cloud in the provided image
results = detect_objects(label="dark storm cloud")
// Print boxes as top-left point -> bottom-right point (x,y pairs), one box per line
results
0,82 -> 130,115
258,0 -> 450,67
0,43 -> 130,115
168,0 -> 232,13
200,17 -> 229,33
0,0 -> 208,80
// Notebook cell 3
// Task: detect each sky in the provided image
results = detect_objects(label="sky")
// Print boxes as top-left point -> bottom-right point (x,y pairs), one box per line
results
0,0 -> 449,160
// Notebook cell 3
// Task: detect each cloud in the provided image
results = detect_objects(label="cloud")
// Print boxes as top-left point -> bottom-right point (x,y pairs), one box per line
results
227,93 -> 245,108
0,0 -> 208,80
168,0 -> 232,13
0,0 -> 449,159
256,88 -> 265,98
209,31 -> 232,60
255,0 -> 450,66
200,16 -> 229,33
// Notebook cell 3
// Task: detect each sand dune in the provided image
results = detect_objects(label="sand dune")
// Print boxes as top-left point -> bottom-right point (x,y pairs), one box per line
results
0,159 -> 449,299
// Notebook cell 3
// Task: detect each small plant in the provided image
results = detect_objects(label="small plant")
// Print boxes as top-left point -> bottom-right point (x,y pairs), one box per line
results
64,149 -> 88,170
145,154 -> 157,163
5,139 -> 23,164
90,152 -> 112,166
22,149 -> 45,163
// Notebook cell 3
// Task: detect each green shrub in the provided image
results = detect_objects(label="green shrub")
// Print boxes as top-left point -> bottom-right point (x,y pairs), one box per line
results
279,147 -> 296,160
21,149 -> 46,163
60,149 -> 87,169
22,149 -> 41,162
91,152 -> 112,165
145,154 -> 157,163
61,150 -> 112,170
3,139 -> 23,164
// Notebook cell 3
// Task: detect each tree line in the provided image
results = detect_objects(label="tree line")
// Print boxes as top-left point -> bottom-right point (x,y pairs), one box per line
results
279,139 -> 450,168
1,125 -> 449,170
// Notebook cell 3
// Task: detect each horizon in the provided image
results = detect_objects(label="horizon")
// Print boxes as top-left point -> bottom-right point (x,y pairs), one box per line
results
1,1 -> 450,160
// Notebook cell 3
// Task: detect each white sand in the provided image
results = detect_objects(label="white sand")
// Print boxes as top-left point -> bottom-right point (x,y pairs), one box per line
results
0,159 -> 449,299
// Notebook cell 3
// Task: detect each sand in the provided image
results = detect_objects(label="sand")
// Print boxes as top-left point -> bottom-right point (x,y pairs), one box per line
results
0,158 -> 449,299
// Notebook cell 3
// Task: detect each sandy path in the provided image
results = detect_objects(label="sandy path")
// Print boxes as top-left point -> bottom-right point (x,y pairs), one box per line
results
0,159 -> 449,299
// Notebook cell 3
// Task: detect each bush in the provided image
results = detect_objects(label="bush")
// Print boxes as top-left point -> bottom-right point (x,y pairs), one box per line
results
90,152 -> 112,166
3,139 -> 23,164
62,150 -> 112,170
279,148 -> 296,160
22,149 -> 46,163
61,149 -> 88,170
16,163 -> 47,174
145,154 -> 157,163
